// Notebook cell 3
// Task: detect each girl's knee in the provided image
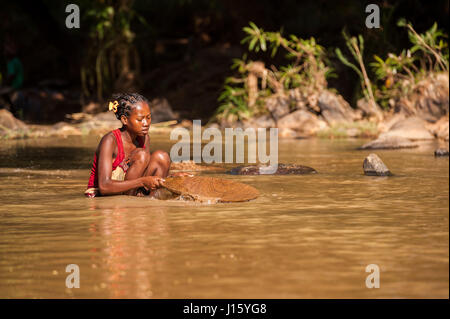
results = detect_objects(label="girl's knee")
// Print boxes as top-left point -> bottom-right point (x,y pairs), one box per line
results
151,150 -> 170,165
131,148 -> 150,164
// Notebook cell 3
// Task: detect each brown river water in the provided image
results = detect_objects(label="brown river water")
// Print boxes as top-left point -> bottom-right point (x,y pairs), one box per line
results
0,133 -> 448,298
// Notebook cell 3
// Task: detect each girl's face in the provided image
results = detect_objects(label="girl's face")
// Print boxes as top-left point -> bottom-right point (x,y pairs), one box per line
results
121,102 -> 151,136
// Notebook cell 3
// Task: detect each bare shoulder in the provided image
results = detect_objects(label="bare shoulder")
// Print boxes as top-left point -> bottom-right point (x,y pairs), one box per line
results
96,131 -> 117,154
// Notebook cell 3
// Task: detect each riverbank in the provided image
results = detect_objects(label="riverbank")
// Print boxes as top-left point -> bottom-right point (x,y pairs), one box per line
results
1,73 -> 448,150
1,108 -> 448,153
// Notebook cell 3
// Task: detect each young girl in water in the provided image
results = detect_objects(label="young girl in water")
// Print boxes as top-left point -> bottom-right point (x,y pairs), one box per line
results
85,93 -> 171,197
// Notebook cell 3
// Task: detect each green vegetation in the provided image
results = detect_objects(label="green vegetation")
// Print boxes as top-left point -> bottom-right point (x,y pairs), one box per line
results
336,20 -> 448,111
370,20 -> 448,109
335,31 -> 377,111
81,0 -> 148,101
216,22 -> 334,123
1,1 -> 448,124
216,19 -> 449,123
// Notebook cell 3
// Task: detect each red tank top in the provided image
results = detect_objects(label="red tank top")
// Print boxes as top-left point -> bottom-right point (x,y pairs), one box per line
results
87,129 -> 145,188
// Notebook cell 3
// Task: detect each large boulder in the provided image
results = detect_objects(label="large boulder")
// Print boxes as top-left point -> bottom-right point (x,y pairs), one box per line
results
395,73 -> 449,122
265,95 -> 290,120
378,116 -> 435,140
357,98 -> 384,122
77,111 -> 120,133
278,127 -> 298,138
377,113 -> 406,133
276,109 -> 328,135
92,111 -> 118,123
363,153 -> 392,176
427,116 -> 449,141
288,88 -> 310,111
242,114 -> 276,129
50,122 -> 82,136
317,90 -> 359,125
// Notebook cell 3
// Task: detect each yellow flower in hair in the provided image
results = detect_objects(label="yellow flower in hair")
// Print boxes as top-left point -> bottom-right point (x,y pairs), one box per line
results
109,101 -> 119,113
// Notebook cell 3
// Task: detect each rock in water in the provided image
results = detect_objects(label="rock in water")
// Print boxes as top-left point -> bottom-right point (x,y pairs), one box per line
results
229,163 -> 317,175
359,136 -> 418,150
363,154 -> 392,176
161,176 -> 259,203
434,149 -> 449,157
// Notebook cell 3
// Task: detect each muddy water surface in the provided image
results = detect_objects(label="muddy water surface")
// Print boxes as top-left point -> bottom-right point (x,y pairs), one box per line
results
0,135 -> 448,298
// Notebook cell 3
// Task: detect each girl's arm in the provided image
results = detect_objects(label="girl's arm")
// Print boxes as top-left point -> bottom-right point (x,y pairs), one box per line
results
97,133 -> 146,195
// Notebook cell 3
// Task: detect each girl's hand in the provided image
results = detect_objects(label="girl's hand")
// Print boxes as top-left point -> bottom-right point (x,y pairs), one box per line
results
141,176 -> 165,190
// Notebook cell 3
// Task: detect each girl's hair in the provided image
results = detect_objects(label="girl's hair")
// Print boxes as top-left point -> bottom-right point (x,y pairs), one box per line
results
111,93 -> 149,120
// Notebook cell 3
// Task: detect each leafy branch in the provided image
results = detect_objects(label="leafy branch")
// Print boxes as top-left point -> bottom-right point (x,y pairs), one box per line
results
335,31 -> 377,111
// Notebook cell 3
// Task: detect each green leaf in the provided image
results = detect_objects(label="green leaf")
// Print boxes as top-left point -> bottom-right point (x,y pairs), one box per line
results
241,35 -> 252,45
243,27 -> 253,35
373,55 -> 385,64
397,18 -> 407,27
260,37 -> 267,51
271,46 -> 278,57
430,22 -> 437,35
335,48 -> 363,79
249,21 -> 258,31
249,37 -> 258,51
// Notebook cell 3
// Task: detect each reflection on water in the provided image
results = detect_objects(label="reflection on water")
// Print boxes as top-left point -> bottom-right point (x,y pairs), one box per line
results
86,201 -> 170,298
0,136 -> 448,298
